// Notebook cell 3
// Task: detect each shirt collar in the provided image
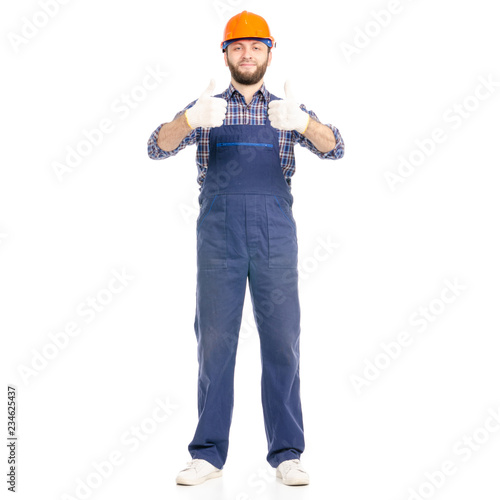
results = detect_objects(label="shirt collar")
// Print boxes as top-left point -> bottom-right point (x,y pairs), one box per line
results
223,82 -> 270,103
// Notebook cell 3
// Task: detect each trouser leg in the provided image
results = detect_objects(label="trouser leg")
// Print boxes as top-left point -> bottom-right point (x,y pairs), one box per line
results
188,262 -> 247,470
248,262 -> 304,468
188,194 -> 248,470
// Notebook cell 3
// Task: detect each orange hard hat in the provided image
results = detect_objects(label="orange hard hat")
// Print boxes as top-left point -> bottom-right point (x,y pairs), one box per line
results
221,11 -> 275,51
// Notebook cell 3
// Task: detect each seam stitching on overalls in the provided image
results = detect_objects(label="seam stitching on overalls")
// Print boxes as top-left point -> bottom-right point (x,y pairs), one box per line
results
273,195 -> 295,229
198,194 -> 219,233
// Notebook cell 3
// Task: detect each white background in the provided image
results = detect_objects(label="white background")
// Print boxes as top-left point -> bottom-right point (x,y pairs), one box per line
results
2,0 -> 500,499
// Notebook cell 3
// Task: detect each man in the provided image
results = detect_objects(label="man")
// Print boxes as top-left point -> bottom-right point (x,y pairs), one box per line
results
147,10 -> 344,487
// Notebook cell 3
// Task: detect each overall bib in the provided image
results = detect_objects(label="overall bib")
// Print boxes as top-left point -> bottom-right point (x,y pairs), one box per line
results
188,95 -> 304,470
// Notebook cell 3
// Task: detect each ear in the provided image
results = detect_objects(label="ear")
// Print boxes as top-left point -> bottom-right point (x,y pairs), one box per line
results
223,51 -> 229,68
267,50 -> 273,67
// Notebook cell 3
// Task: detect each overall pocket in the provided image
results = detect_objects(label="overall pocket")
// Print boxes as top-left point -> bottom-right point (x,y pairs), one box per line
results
266,195 -> 298,269
196,195 -> 228,270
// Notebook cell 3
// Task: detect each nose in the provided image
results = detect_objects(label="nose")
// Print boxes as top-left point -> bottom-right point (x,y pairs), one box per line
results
240,46 -> 254,59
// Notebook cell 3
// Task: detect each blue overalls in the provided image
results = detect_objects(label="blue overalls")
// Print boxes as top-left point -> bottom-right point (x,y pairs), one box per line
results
188,93 -> 304,470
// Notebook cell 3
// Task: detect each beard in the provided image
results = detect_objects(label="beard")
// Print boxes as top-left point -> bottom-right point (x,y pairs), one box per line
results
227,54 -> 269,85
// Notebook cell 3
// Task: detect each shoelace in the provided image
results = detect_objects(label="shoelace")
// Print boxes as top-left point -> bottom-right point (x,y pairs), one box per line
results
181,459 -> 205,473
281,459 -> 306,475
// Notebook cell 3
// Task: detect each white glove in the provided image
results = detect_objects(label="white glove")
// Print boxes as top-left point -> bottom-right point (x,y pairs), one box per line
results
185,79 -> 228,129
268,80 -> 310,134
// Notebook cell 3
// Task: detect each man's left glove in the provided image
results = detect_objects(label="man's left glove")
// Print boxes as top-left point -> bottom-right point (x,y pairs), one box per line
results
268,80 -> 310,134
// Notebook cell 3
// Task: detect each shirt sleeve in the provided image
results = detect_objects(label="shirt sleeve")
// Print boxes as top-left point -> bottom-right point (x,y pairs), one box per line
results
292,105 -> 345,160
147,100 -> 198,159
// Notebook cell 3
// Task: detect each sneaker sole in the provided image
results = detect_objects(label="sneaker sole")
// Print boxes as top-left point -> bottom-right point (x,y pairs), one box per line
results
176,470 -> 222,486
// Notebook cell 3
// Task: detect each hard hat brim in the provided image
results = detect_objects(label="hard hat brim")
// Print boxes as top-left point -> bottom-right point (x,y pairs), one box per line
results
221,37 -> 274,50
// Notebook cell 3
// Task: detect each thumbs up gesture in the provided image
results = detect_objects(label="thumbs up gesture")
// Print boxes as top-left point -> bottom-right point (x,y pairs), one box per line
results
185,79 -> 228,129
268,80 -> 310,134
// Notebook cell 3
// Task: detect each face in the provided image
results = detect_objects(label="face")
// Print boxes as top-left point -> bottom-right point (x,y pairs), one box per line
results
224,40 -> 272,85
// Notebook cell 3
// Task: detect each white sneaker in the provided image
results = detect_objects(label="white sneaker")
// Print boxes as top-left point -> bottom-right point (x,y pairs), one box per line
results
176,458 -> 222,486
276,459 -> 310,486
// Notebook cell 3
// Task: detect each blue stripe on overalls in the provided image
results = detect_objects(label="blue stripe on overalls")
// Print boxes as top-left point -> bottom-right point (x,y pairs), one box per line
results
188,93 -> 304,470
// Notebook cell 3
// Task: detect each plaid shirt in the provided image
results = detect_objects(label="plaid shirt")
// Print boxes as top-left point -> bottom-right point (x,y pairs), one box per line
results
147,83 -> 344,190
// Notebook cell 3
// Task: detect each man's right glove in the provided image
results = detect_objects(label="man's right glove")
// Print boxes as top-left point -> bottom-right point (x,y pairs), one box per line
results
185,79 -> 228,129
